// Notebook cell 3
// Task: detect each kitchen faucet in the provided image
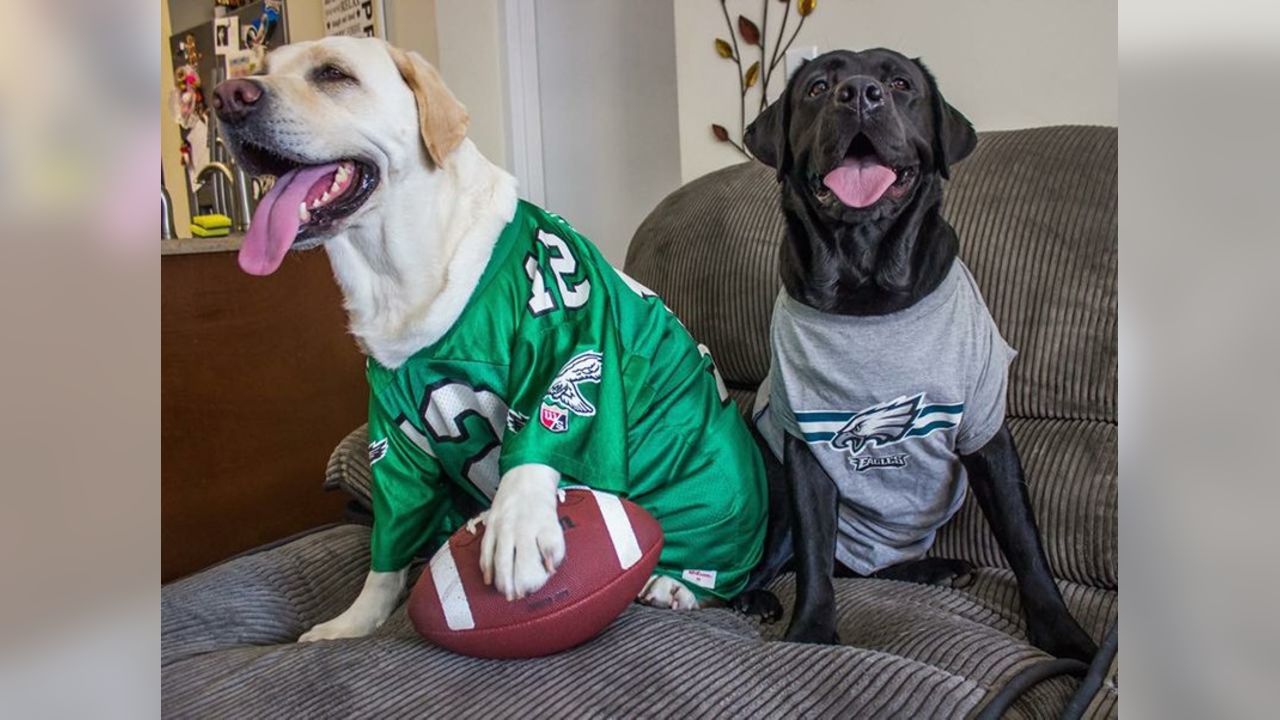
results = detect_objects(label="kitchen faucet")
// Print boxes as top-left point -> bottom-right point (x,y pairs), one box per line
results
161,185 -> 177,240
194,161 -> 253,233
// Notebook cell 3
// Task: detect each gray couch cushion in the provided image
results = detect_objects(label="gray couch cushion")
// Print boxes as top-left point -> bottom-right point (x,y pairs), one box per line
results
162,524 -> 1113,719
931,417 -> 1118,589
946,126 -> 1117,423
625,161 -> 781,391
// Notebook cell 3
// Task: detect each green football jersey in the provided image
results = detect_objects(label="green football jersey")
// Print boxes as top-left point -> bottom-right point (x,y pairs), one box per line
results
365,201 -> 766,600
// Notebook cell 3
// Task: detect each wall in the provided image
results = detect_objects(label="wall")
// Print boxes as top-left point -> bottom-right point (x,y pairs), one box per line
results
533,0 -> 682,265
673,0 -> 1118,183
284,0 -> 324,42
435,0 -> 509,169
387,0 -> 439,65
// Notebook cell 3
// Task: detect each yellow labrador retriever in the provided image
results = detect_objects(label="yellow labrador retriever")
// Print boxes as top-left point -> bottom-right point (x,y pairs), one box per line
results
213,37 -> 767,641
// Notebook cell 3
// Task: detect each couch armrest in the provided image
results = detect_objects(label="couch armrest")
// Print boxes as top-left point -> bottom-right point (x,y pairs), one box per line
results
161,525 -> 372,666
324,424 -> 373,508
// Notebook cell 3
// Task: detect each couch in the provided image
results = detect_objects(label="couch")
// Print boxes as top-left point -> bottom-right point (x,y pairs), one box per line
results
162,125 -> 1117,718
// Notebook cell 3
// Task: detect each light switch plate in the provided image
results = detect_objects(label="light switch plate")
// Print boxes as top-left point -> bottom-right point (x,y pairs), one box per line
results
784,46 -> 819,81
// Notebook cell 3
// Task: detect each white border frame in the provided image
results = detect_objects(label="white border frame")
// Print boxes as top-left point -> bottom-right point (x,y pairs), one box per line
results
500,0 -> 546,206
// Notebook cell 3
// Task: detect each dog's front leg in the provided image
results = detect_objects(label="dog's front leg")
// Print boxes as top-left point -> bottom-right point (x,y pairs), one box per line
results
478,463 -> 567,600
961,423 -> 1098,662
298,568 -> 407,642
783,434 -> 840,644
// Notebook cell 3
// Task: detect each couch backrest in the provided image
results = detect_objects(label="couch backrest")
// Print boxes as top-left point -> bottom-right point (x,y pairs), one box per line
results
625,126 -> 1117,424
625,127 -> 1118,587
946,126 -> 1117,422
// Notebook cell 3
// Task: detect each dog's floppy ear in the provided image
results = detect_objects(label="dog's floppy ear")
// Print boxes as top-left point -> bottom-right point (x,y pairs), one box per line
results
745,98 -> 787,175
387,44 -> 469,166
913,59 -> 977,179
746,64 -> 802,179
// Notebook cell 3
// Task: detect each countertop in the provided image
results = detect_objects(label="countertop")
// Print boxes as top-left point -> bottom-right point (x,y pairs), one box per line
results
161,234 -> 244,255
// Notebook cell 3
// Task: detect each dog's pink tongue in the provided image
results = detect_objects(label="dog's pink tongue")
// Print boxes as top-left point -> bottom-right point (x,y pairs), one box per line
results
822,158 -> 898,209
238,163 -> 340,276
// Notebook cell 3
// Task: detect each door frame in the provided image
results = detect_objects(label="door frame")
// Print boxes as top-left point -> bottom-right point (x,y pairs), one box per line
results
500,0 -> 546,206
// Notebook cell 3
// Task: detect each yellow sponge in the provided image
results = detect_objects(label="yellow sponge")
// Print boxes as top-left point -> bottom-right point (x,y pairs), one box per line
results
190,224 -> 230,238
191,213 -> 233,230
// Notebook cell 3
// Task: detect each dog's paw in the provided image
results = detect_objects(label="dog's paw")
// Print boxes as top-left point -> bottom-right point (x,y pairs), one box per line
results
478,464 -> 565,601
1028,617 -> 1099,663
298,614 -> 379,642
871,557 -> 976,588
784,620 -> 840,645
731,589 -> 784,623
298,569 -> 405,642
638,575 -> 700,610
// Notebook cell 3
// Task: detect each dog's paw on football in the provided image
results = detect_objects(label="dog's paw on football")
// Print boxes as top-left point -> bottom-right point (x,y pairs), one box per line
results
477,466 -> 566,601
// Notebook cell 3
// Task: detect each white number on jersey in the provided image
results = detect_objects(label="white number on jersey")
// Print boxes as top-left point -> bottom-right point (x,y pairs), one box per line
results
524,255 -> 556,315
414,381 -> 509,499
526,230 -> 591,315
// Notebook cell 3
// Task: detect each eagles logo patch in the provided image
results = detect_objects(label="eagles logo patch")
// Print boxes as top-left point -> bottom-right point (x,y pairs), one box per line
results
544,351 -> 603,416
794,393 -> 964,458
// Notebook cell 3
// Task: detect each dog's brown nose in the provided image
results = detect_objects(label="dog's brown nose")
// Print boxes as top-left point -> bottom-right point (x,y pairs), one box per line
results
212,79 -> 263,124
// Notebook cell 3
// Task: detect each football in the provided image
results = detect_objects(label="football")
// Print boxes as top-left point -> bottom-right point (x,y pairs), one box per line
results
407,488 -> 664,658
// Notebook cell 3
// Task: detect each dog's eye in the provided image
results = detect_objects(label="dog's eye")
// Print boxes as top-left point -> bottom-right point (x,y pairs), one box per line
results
890,77 -> 911,92
807,79 -> 829,97
313,64 -> 354,84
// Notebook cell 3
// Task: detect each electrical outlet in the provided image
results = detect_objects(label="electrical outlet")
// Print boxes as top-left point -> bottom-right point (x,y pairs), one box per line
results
784,46 -> 819,81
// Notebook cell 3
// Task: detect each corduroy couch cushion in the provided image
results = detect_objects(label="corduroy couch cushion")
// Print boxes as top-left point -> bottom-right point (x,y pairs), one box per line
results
163,524 -> 1116,718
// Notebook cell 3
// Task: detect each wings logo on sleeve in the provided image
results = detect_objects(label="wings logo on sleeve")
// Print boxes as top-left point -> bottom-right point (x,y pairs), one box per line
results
544,351 -> 604,416
796,393 -> 965,458
506,409 -> 530,433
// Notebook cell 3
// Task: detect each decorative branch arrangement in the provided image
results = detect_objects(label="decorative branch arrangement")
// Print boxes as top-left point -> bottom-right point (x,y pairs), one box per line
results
712,0 -> 817,159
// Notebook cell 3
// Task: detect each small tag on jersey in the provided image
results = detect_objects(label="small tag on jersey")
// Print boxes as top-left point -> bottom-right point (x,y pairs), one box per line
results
681,569 -> 717,589
540,404 -> 569,433
368,438 -> 388,464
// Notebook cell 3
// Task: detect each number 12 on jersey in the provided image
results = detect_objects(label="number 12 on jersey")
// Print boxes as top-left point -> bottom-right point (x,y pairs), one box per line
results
525,230 -> 591,316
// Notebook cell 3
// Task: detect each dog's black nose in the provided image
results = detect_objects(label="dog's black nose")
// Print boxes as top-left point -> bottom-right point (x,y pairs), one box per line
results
212,79 -> 263,124
837,76 -> 885,115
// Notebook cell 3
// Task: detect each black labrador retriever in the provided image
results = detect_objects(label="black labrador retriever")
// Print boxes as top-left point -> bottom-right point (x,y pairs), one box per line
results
738,48 -> 1098,663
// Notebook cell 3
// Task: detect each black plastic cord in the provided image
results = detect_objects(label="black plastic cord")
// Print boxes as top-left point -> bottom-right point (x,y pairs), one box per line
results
1060,623 -> 1120,720
973,657 -> 1090,720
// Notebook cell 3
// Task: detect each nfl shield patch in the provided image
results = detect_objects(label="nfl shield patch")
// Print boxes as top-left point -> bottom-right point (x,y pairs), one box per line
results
540,404 -> 568,433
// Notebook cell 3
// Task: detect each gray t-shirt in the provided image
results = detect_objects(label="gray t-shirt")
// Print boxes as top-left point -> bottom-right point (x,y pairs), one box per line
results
753,259 -> 1016,574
